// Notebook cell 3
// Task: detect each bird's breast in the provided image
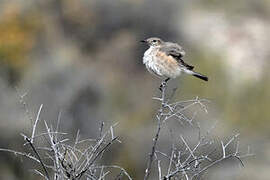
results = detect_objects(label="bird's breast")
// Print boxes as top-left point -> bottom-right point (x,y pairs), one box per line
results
143,47 -> 153,64
143,48 -> 182,78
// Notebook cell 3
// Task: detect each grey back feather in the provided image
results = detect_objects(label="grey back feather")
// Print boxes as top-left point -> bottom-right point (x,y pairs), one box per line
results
160,42 -> 194,70
160,42 -> 186,58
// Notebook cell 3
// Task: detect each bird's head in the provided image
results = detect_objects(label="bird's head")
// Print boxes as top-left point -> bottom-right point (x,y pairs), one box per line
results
141,37 -> 164,47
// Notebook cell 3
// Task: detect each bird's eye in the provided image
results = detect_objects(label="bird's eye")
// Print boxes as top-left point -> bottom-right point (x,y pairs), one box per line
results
153,40 -> 157,42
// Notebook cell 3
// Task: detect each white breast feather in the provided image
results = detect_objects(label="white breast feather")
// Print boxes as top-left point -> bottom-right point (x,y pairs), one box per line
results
143,47 -> 163,77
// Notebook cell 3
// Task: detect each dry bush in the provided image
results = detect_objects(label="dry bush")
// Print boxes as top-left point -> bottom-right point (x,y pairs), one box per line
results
0,82 -> 252,180
143,81 -> 252,180
0,103 -> 131,180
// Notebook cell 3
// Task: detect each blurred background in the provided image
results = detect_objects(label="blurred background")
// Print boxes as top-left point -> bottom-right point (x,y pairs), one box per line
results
0,0 -> 269,179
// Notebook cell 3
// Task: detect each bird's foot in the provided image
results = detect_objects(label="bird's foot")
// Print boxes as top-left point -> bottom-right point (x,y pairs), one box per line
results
159,81 -> 167,91
159,78 -> 170,91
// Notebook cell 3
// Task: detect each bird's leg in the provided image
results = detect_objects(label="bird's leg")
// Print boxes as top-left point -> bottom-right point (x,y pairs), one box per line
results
159,78 -> 170,91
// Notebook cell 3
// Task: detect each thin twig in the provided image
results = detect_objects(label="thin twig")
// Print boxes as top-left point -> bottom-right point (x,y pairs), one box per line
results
144,80 -> 167,180
77,136 -> 119,179
24,136 -> 51,180
94,165 -> 132,180
0,148 -> 40,162
158,160 -> 162,180
31,104 -> 43,143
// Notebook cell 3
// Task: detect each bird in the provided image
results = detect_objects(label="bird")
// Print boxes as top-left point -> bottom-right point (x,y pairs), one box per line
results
141,37 -> 208,88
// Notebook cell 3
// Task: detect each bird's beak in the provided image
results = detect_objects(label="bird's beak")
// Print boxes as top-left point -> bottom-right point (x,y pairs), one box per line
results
140,40 -> 147,43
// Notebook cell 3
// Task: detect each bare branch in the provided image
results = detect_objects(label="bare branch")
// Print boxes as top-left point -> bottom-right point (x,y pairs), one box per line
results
158,160 -> 162,180
31,104 -> 43,143
144,79 -> 168,180
24,136 -> 51,180
0,148 -> 40,162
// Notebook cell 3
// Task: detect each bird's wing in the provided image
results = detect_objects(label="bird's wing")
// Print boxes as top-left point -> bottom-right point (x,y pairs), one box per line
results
160,42 -> 194,70
160,42 -> 185,58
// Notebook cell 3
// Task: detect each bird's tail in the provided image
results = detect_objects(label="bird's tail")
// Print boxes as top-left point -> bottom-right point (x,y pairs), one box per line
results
183,69 -> 208,81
